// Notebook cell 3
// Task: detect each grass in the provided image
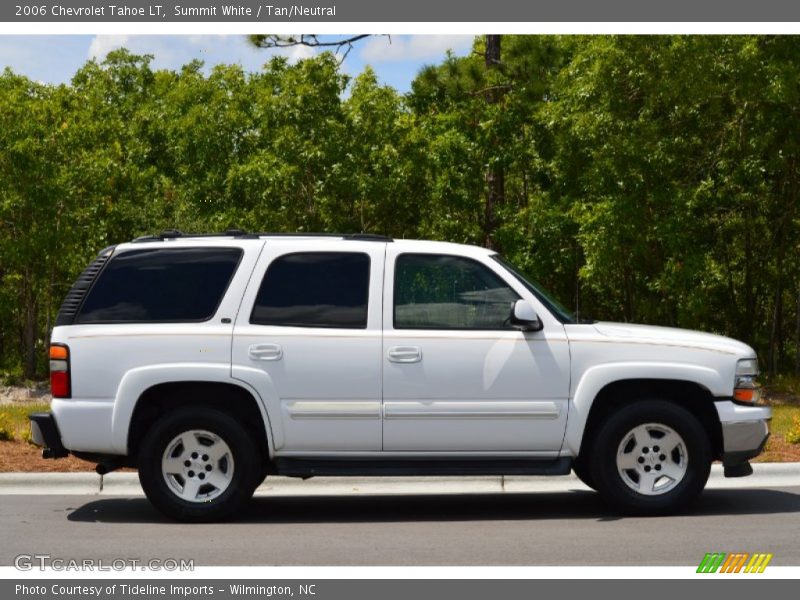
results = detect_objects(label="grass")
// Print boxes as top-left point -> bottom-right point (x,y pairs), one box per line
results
768,404 -> 800,435
748,403 -> 800,462
0,402 -> 50,443
750,403 -> 799,444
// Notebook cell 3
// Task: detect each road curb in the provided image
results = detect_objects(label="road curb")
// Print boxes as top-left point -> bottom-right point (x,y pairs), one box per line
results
1,463 -> 799,496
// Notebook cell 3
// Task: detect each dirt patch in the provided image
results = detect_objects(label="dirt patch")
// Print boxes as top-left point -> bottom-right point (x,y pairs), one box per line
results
0,440 -> 98,472
753,434 -> 800,463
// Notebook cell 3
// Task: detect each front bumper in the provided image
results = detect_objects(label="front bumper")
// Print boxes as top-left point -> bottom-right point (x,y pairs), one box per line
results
28,413 -> 69,458
715,400 -> 771,476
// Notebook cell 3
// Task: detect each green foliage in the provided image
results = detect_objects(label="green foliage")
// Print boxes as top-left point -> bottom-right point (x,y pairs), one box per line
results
0,403 -> 51,442
0,414 -> 14,442
0,414 -> 14,441
787,417 -> 800,444
2,37 -> 800,377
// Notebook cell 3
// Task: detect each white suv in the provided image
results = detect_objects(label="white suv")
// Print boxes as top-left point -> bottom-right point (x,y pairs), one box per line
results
30,231 -> 771,521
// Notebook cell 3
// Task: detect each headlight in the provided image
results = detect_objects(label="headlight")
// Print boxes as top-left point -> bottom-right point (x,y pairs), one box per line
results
734,358 -> 762,404
736,358 -> 758,376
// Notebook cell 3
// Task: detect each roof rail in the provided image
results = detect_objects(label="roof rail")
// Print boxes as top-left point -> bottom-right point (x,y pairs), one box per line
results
343,233 -> 394,242
252,232 -> 394,242
130,230 -> 393,243
132,229 -> 257,243
131,229 -> 186,242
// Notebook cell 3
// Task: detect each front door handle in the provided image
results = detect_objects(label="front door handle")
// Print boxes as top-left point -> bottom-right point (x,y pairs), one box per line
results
387,346 -> 422,363
248,343 -> 283,361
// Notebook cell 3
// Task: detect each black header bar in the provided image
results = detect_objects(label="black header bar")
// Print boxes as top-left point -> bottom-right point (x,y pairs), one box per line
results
5,0 -> 800,22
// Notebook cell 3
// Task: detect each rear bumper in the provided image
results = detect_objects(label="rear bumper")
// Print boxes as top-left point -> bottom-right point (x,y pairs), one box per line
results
715,400 -> 771,475
28,413 -> 69,459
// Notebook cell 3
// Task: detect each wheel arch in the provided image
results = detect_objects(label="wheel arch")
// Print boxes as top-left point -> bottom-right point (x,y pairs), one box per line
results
127,381 -> 273,464
578,379 -> 723,459
564,363 -> 726,461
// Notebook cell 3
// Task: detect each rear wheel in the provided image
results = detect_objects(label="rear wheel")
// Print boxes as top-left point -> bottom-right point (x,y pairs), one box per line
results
589,400 -> 712,514
138,407 -> 261,522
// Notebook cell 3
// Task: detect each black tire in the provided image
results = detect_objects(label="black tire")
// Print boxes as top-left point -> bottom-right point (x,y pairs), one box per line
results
138,407 -> 262,522
572,455 -> 596,490
589,400 -> 712,515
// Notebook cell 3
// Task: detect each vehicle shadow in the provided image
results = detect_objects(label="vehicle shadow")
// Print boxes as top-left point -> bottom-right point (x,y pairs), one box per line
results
67,487 -> 800,524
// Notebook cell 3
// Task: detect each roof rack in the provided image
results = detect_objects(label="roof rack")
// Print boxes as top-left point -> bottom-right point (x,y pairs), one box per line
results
344,233 -> 394,242
131,229 -> 393,243
250,232 -> 393,242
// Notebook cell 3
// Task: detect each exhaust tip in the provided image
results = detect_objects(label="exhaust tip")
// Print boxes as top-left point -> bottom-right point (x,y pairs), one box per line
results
96,458 -> 126,475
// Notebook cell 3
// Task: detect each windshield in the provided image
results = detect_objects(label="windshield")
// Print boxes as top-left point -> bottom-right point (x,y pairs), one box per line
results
492,255 -> 577,324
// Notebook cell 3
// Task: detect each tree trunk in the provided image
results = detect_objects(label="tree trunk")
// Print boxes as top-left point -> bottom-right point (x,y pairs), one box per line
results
485,165 -> 505,251
483,34 -> 504,251
22,281 -> 38,380
742,218 -> 755,346
794,287 -> 800,376
768,282 -> 783,377
768,227 -> 786,377
485,35 -> 501,68
0,268 -> 4,369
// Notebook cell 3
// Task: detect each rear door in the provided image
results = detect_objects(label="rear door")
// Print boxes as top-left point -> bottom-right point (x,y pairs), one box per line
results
232,241 -> 385,454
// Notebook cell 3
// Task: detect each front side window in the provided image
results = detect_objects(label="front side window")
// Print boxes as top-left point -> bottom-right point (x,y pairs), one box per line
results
77,247 -> 242,323
251,252 -> 370,329
394,254 -> 520,330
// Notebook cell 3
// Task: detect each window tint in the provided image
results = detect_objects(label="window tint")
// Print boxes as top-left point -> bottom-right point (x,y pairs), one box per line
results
77,248 -> 242,323
394,254 -> 520,330
251,252 -> 370,329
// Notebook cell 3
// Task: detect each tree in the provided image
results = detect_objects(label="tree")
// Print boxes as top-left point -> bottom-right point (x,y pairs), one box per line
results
0,71 -> 70,377
2,36 -> 800,379
248,35 -> 374,61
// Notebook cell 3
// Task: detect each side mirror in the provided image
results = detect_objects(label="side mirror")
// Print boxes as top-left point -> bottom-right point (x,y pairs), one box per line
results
510,299 -> 543,332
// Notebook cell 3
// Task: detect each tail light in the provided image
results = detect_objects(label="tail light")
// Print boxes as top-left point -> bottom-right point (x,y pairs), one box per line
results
49,344 -> 71,398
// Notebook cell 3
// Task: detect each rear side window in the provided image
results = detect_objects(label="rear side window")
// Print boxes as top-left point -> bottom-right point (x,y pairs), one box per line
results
251,252 -> 370,329
77,248 -> 242,323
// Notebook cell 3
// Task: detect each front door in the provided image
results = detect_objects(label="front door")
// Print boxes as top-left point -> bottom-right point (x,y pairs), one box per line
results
382,249 -> 570,453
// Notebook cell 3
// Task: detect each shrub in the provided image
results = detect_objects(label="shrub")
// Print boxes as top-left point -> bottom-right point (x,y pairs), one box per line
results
21,427 -> 34,445
786,416 -> 800,445
0,414 -> 14,441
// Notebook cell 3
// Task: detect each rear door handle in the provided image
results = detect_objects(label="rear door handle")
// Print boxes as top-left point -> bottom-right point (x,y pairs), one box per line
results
387,346 -> 422,363
248,343 -> 283,361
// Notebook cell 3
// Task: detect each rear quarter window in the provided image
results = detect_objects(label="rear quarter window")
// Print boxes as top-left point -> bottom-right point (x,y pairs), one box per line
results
76,247 -> 242,323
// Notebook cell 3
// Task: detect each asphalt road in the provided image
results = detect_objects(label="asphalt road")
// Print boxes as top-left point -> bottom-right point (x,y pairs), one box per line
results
2,486 -> 800,566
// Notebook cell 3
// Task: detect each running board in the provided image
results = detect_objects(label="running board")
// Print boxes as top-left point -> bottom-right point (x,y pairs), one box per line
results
274,457 -> 573,478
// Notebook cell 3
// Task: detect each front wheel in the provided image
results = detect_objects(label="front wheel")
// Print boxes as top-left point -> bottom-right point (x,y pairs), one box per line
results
138,407 -> 262,522
589,400 -> 712,515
